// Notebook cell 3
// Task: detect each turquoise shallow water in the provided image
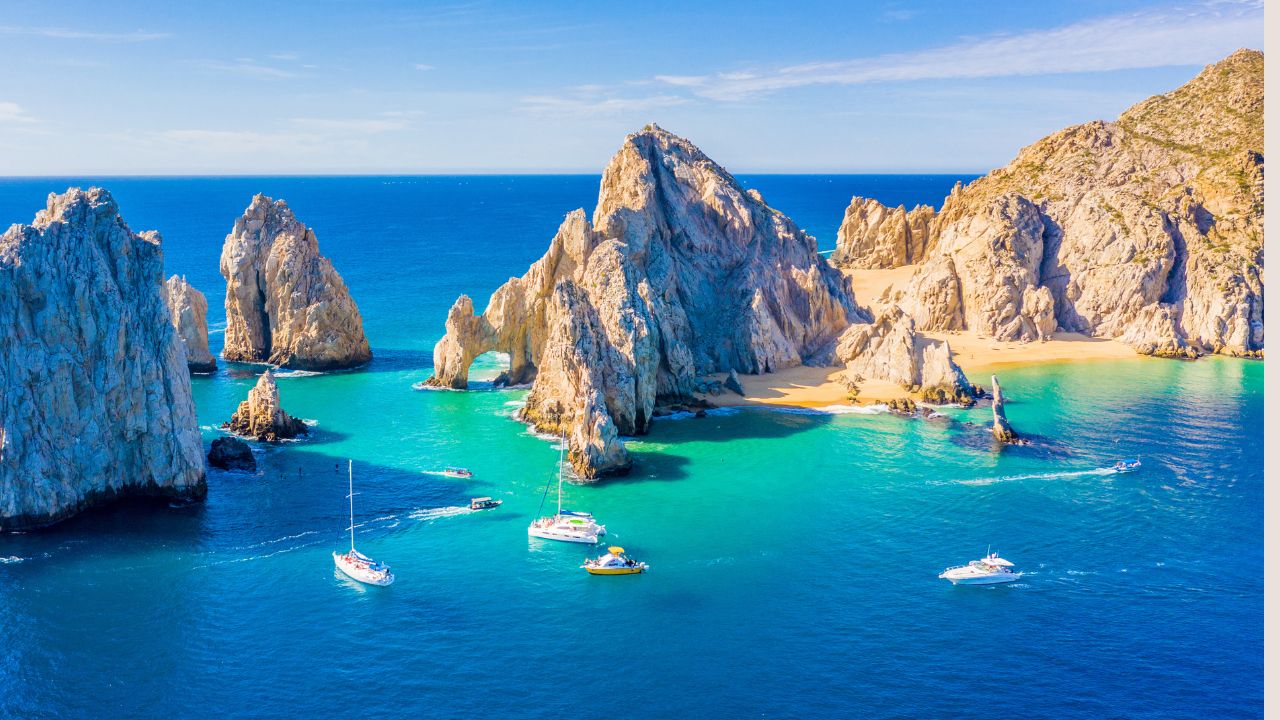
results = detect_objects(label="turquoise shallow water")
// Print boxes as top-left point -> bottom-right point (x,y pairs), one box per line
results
0,176 -> 1263,719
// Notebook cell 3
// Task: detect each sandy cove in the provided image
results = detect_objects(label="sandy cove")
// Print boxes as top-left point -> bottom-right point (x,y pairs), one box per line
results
694,266 -> 1141,410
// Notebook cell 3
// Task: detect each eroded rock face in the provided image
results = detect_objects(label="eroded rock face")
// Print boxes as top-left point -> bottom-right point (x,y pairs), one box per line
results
224,370 -> 308,442
163,275 -> 217,373
835,305 -> 974,404
831,197 -> 934,269
990,375 -> 1020,444
428,125 -> 862,476
0,188 -> 206,530
859,50 -> 1265,356
220,195 -> 372,370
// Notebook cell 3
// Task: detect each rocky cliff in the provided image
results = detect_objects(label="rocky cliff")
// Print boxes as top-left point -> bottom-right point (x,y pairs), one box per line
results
224,370 -> 309,442
835,306 -> 974,405
835,49 -> 1264,357
220,195 -> 372,370
163,275 -> 217,373
428,125 -> 863,476
0,188 -> 207,530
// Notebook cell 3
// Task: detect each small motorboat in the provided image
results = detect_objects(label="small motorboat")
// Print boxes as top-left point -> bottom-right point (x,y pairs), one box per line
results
583,547 -> 648,575
939,551 -> 1022,585
470,496 -> 502,510
334,460 -> 394,586
443,467 -> 474,479
1112,458 -> 1142,473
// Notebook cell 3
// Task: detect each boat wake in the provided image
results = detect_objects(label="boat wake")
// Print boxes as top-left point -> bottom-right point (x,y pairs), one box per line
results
954,467 -> 1118,486
407,506 -> 472,521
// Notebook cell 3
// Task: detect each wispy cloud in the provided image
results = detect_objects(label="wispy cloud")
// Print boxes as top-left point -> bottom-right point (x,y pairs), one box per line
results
0,25 -> 169,42
655,0 -> 1262,100
0,102 -> 35,123
414,63 -> 435,71
520,94 -> 689,117
200,58 -> 297,79
289,117 -> 410,133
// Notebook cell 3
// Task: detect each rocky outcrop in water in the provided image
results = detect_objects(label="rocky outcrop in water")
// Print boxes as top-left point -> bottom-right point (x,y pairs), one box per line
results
840,50 -> 1264,357
990,375 -> 1020,444
835,305 -> 974,405
830,197 -> 934,269
224,370 -> 309,442
427,125 -> 862,476
163,275 -> 217,373
0,188 -> 207,530
208,436 -> 256,473
220,195 -> 372,370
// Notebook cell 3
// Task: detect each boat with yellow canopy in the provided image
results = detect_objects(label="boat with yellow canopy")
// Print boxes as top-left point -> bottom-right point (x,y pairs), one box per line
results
582,547 -> 648,575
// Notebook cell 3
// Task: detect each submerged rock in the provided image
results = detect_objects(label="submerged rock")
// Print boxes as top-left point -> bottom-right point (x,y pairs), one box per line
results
426,124 -> 861,477
163,275 -> 217,373
208,436 -> 256,473
224,370 -> 309,442
846,50 -> 1265,357
0,188 -> 207,530
220,195 -> 372,370
990,375 -> 1021,444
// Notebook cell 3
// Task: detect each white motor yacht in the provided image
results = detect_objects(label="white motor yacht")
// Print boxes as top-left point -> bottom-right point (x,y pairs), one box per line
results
939,551 -> 1022,585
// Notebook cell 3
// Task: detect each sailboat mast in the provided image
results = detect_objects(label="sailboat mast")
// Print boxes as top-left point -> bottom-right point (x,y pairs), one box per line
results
348,460 -> 356,552
557,431 -> 565,516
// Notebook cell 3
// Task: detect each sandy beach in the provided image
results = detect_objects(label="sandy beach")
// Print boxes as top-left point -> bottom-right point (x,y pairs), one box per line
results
693,267 -> 1142,410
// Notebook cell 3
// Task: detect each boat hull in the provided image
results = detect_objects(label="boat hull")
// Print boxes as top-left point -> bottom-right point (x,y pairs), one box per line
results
584,565 -> 647,575
939,571 -> 1022,585
333,552 -> 395,586
528,527 -> 601,544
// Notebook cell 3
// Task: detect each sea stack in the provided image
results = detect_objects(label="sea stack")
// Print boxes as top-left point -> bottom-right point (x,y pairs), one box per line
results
833,50 -> 1264,357
163,275 -> 217,373
427,124 -> 862,477
0,188 -> 207,530
224,370 -> 309,442
220,194 -> 372,370
207,436 -> 257,473
990,375 -> 1020,444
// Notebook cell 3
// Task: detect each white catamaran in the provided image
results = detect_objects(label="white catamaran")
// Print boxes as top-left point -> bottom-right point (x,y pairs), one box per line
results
333,460 -> 395,586
528,434 -> 606,544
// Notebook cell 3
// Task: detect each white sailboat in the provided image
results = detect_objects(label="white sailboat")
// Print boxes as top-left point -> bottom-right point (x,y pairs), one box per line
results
528,434 -> 605,544
333,460 -> 395,586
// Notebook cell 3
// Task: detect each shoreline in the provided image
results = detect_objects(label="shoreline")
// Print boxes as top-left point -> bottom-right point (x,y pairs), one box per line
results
696,333 -> 1145,411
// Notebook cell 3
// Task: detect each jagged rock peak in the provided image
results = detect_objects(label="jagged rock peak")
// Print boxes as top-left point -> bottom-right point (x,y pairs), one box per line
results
830,197 -> 936,269
0,187 -> 207,530
223,370 -> 309,442
220,194 -> 372,370
838,50 -> 1263,357
428,125 -> 863,477
835,305 -> 974,405
163,275 -> 217,373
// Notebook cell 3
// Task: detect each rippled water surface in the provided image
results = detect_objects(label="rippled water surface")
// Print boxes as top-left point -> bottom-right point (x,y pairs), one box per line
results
0,176 -> 1261,719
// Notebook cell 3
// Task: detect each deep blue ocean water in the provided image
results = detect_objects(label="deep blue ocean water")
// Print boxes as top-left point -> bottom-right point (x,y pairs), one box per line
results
0,175 -> 1262,719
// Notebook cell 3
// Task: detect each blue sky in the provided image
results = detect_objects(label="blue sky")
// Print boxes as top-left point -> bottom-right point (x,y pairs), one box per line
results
0,0 -> 1263,174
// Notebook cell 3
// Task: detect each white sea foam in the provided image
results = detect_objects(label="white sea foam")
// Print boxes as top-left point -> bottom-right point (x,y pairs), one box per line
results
766,403 -> 888,416
0,556 -> 24,564
273,369 -> 325,379
503,400 -> 526,407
